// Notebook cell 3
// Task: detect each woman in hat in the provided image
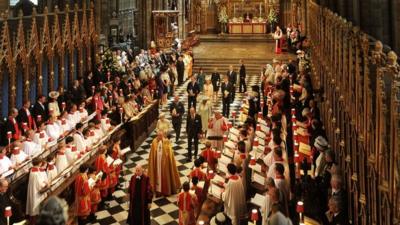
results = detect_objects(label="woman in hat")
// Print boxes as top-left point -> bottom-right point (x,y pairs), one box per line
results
48,91 -> 61,117
203,78 -> 214,102
156,113 -> 172,136
198,97 -> 212,136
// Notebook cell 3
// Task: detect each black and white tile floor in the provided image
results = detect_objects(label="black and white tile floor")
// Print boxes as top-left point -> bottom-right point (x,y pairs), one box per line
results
91,76 -> 260,225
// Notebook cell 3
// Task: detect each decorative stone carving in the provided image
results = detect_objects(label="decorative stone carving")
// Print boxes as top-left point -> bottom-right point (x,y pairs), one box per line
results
370,41 -> 387,66
387,51 -> 400,79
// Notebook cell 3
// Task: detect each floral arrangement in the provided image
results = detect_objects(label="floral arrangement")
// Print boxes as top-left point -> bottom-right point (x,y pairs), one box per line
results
267,9 -> 278,24
218,6 -> 229,23
101,49 -> 124,75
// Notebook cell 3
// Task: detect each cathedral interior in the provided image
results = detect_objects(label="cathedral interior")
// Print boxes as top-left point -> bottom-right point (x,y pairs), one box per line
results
0,0 -> 399,225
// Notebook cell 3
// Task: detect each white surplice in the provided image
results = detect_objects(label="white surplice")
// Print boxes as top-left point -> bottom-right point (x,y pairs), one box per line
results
156,140 -> 163,192
33,131 -> 49,147
55,152 -> 69,174
10,151 -> 28,167
0,156 -> 12,175
46,123 -> 62,140
73,132 -> 87,153
23,140 -> 42,157
26,168 -> 47,216
222,177 -> 247,225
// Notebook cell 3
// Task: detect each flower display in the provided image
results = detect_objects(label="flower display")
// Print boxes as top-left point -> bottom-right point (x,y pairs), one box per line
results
267,9 -> 278,24
218,6 -> 229,23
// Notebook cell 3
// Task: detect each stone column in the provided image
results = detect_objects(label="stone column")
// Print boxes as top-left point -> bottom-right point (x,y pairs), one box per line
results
178,0 -> 186,39
390,0 -> 399,53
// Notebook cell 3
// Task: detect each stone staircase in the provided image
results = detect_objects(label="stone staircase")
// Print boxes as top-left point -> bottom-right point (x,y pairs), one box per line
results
193,58 -> 271,76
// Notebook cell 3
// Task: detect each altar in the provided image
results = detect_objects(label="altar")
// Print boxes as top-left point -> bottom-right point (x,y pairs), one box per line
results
228,22 -> 266,34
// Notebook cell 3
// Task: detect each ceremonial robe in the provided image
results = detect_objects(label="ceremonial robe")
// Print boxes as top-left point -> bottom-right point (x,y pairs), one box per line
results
222,175 -> 247,225
26,167 -> 47,216
75,173 -> 91,217
148,138 -> 181,196
177,191 -> 197,225
127,175 -> 153,225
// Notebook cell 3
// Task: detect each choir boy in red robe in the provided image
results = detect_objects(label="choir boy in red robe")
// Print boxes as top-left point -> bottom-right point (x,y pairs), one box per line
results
75,164 -> 91,225
189,159 -> 206,181
177,182 -> 198,225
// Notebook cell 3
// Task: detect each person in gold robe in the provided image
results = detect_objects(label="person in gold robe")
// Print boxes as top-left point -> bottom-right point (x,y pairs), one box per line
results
147,131 -> 181,196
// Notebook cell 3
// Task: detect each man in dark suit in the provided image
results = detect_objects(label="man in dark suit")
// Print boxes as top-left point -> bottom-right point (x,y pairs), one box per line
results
170,96 -> 185,143
226,65 -> 237,102
186,107 -> 202,162
220,75 -> 232,118
186,76 -> 200,110
324,196 -> 348,225
176,56 -> 185,85
17,100 -> 36,131
93,63 -> 105,85
32,95 -> 48,124
239,60 -> 246,93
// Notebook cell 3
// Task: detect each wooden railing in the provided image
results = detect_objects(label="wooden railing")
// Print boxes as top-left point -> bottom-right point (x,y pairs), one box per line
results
306,0 -> 400,224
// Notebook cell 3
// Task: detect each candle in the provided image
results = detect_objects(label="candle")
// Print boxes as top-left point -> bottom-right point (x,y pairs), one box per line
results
7,131 -> 12,139
4,206 -> 12,217
250,156 -> 256,165
259,3 -> 262,17
253,138 -> 259,147
208,170 -> 215,179
251,208 -> 259,224
198,221 -> 205,225
256,124 -> 261,131
223,135 -> 228,142
297,201 -> 304,213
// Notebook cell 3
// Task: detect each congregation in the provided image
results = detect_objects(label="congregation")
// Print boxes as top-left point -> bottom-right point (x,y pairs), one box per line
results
0,34 -> 349,225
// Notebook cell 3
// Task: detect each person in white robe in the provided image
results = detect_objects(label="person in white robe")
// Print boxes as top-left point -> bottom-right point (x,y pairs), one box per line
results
78,103 -> 89,121
67,104 -> 81,126
34,123 -> 50,147
23,130 -> 42,157
100,113 -> 112,133
26,158 -> 48,218
267,148 -> 285,178
221,164 -> 247,225
93,120 -> 105,140
73,123 -> 87,154
207,111 -> 229,150
64,136 -> 77,164
55,143 -> 69,173
46,155 -> 58,182
10,146 -> 28,167
0,148 -> 13,176
57,111 -> 73,133
267,203 -> 293,225
46,116 -> 62,140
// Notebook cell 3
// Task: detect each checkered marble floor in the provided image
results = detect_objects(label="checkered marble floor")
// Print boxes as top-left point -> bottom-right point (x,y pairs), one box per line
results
91,76 -> 260,225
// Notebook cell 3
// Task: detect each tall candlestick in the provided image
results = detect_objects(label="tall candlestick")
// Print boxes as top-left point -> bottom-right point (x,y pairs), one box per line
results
260,3 -> 262,17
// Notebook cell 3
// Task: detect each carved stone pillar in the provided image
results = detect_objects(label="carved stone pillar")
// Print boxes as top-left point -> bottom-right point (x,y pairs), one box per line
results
177,0 -> 186,39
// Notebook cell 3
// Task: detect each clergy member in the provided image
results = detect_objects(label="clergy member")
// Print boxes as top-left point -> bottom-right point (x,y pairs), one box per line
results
127,165 -> 153,225
221,163 -> 247,225
55,143 -> 69,173
148,131 -> 181,196
177,181 -> 198,225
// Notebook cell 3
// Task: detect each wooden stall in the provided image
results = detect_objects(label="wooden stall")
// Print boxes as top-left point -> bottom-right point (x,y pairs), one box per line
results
306,0 -> 400,224
152,10 -> 179,49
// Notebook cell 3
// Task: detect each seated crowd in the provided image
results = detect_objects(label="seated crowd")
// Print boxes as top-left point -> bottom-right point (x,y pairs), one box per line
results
0,44 -> 190,225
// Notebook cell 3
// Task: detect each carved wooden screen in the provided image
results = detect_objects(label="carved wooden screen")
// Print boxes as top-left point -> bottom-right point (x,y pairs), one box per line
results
0,2 -> 97,117
307,0 -> 400,224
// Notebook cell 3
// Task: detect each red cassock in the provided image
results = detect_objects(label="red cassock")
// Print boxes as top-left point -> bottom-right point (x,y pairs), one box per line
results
90,180 -> 101,213
92,96 -> 104,120
127,175 -> 153,225
178,192 -> 197,225
111,145 -> 122,179
95,154 -> 110,198
189,168 -> 206,181
108,164 -> 118,193
9,117 -> 21,140
75,173 -> 91,217
201,148 -> 217,170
